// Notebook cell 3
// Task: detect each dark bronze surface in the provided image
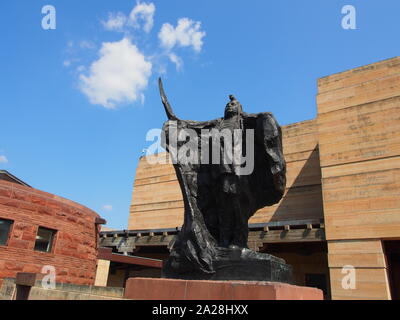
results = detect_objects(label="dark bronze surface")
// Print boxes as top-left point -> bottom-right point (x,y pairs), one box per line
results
158,79 -> 292,282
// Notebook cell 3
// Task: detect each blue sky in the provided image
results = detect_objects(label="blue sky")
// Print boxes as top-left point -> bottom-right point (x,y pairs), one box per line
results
1,0 -> 399,229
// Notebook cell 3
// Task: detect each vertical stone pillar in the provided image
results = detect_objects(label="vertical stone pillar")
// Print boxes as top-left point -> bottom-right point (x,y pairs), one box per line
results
316,57 -> 400,299
94,259 -> 110,287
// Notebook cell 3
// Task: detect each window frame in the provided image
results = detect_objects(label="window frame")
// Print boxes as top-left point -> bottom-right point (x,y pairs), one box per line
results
0,218 -> 14,247
34,226 -> 57,253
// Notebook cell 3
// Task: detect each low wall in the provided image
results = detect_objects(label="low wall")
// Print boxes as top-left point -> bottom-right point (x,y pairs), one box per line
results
0,278 -> 125,300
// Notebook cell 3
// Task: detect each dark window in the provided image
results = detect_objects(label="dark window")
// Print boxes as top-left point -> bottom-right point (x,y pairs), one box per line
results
34,227 -> 56,252
305,273 -> 328,296
384,240 -> 400,300
0,219 -> 13,246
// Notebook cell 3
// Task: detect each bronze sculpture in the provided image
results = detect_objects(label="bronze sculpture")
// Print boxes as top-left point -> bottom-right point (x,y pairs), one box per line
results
159,79 -> 292,282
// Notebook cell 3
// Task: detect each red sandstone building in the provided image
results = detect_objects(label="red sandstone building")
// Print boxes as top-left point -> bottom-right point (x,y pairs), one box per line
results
0,170 -> 105,288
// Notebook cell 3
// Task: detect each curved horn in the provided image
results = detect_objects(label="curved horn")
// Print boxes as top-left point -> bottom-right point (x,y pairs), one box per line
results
158,78 -> 178,121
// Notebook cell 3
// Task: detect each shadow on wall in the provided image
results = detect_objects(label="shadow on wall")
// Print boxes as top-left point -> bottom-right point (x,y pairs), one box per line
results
271,146 -> 324,223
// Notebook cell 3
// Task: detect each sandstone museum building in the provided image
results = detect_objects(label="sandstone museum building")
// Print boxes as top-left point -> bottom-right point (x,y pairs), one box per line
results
100,57 -> 400,300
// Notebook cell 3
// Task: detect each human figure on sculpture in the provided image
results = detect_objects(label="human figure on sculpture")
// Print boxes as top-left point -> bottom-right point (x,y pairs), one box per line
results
217,95 -> 248,249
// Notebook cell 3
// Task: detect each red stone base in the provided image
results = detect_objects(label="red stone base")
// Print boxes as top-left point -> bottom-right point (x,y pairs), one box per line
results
124,278 -> 323,300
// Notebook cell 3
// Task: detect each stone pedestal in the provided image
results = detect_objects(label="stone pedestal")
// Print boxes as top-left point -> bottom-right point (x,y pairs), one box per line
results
124,278 -> 323,300
163,247 -> 293,283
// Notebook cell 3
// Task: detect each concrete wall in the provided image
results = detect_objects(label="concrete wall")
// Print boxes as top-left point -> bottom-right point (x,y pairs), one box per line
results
106,265 -> 162,288
0,278 -> 124,300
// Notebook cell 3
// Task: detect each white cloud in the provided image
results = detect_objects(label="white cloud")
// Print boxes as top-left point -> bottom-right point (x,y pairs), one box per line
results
102,12 -> 127,32
168,53 -> 183,71
129,1 -> 155,33
102,2 -> 155,33
63,58 -> 81,68
159,18 -> 206,52
79,38 -> 152,109
80,40 -> 95,50
102,204 -> 113,211
0,155 -> 8,164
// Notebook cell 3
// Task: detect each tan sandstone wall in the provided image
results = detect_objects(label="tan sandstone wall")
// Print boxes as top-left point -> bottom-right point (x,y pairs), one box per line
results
128,56 -> 400,300
317,56 -> 400,300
